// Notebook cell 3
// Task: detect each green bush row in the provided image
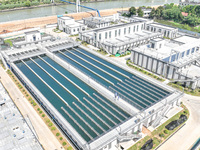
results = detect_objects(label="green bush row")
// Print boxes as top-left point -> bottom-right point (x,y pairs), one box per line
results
126,60 -> 165,82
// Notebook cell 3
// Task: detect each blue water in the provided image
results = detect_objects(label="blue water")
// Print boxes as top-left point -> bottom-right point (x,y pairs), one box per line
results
15,56 -> 130,142
56,48 -> 171,110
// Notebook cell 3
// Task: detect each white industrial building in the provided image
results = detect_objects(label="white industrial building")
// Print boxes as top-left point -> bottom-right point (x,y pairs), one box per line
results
12,30 -> 54,48
57,16 -> 87,35
130,35 -> 200,89
83,14 -> 119,29
145,23 -> 178,39
79,16 -> 178,54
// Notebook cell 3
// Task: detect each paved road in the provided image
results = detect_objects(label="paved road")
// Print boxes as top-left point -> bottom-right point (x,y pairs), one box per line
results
0,67 -> 63,150
158,94 -> 200,150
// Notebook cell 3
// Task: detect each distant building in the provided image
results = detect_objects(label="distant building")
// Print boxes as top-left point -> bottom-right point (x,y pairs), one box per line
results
80,20 -> 163,54
83,14 -> 119,29
145,23 -> 178,39
12,30 -> 54,48
141,8 -> 152,18
80,16 -> 178,54
57,16 -> 87,35
179,0 -> 200,6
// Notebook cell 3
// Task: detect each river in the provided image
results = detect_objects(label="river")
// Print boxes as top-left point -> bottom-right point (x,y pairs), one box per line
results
0,0 -> 178,23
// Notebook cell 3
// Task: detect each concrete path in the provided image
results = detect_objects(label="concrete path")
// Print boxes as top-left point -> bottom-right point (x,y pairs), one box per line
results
158,94 -> 200,150
0,67 -> 63,150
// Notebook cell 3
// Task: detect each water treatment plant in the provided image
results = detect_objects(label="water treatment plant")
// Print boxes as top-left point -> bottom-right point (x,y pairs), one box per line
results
1,2 -> 200,149
0,32 -> 183,149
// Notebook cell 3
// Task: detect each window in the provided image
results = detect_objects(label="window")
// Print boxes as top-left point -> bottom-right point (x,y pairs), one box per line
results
182,51 -> 185,57
186,49 -> 190,55
141,24 -> 143,30
115,30 -> 117,37
124,28 -> 126,35
137,25 -> 139,31
158,29 -> 161,32
99,33 -> 101,40
191,47 -> 195,53
77,28 -> 79,31
105,32 -> 107,39
128,27 -> 131,33
109,31 -> 111,38
73,29 -> 76,32
119,29 -> 121,36
133,26 -> 135,32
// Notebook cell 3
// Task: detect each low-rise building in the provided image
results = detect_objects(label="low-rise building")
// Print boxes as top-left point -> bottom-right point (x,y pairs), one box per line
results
57,16 -> 87,35
80,21 -> 163,54
130,35 -> 200,89
12,30 -> 54,48
145,23 -> 178,39
141,8 -> 152,18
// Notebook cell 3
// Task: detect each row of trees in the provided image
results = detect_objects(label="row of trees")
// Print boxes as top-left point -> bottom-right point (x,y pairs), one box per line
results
0,0 -> 51,10
124,6 -> 145,17
149,3 -> 200,27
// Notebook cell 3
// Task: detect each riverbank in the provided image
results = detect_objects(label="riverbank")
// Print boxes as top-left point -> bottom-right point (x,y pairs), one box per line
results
0,7 -> 128,33
0,5 -> 163,33
0,3 -> 59,13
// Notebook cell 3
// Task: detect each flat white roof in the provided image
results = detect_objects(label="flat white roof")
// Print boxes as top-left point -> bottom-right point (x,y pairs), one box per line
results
148,23 -> 177,30
181,64 -> 200,78
133,35 -> 200,60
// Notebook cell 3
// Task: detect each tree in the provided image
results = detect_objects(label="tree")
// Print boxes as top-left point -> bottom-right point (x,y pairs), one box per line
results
129,6 -> 136,16
137,8 -> 144,17
24,1 -> 31,7
156,6 -> 164,18
149,8 -> 156,19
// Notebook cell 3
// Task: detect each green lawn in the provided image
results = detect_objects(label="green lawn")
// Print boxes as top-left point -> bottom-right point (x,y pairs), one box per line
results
155,19 -> 200,33
168,82 -> 200,96
4,39 -> 13,47
126,60 -> 165,82
128,104 -> 189,150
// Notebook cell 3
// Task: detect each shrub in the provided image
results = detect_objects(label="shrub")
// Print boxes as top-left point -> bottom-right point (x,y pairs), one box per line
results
164,129 -> 169,134
46,119 -> 50,123
48,122 -> 53,127
56,133 -> 60,136
31,100 -> 34,104
60,137 -> 63,140
37,108 -> 40,111
184,110 -> 189,114
33,102 -> 37,106
51,127 -> 56,131
159,133 -> 165,137
67,146 -> 73,150
42,114 -> 45,117
26,94 -> 29,97
62,142 -> 67,146
39,110 -> 43,114
28,97 -> 32,101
